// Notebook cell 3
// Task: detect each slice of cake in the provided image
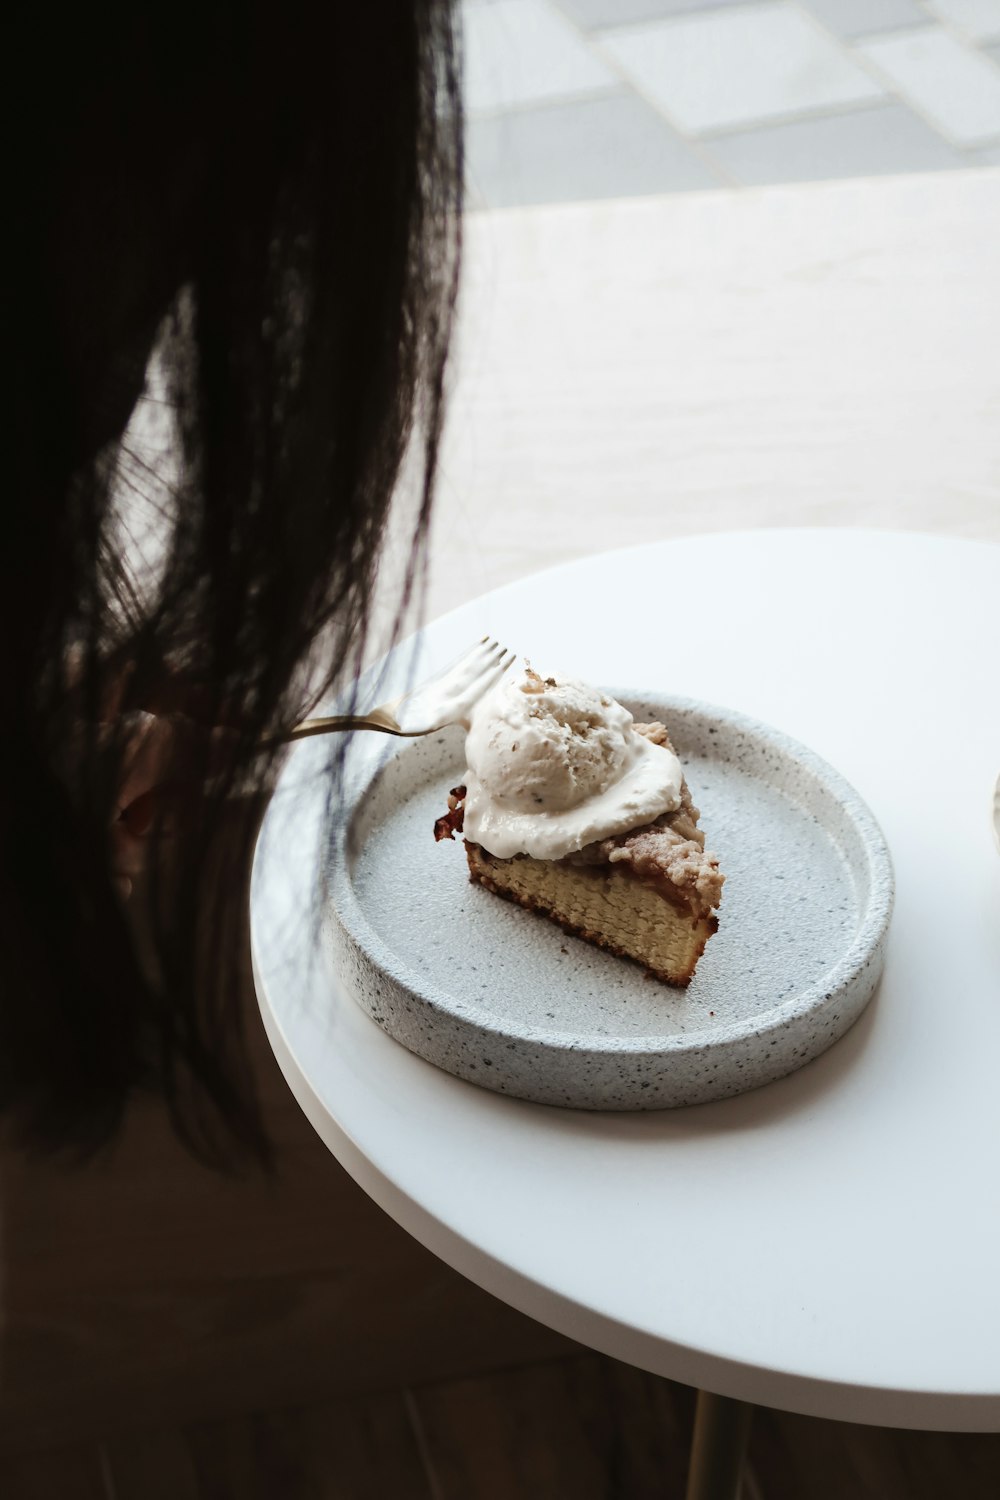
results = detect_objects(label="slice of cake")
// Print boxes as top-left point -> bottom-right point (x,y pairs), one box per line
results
434,667 -> 723,986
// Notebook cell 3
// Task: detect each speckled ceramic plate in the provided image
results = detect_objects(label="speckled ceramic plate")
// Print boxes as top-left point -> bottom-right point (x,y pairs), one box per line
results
325,695 -> 894,1110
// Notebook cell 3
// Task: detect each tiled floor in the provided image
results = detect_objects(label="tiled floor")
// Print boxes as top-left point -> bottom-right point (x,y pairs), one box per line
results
463,0 -> 1000,206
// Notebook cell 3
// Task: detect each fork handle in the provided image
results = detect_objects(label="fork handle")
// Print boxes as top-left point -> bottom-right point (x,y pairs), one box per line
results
271,711 -> 406,745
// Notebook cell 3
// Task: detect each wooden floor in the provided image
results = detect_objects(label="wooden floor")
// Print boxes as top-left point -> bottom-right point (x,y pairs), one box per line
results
3,1354 -> 998,1500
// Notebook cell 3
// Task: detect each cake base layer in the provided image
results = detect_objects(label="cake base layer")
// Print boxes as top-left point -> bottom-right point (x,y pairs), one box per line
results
466,843 -> 716,987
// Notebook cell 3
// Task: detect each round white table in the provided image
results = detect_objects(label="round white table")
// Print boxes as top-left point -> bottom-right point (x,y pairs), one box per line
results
251,530 -> 1000,1485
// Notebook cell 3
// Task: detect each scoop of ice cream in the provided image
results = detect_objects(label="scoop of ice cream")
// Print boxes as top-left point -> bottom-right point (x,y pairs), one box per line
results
465,669 -> 632,814
462,666 -> 683,860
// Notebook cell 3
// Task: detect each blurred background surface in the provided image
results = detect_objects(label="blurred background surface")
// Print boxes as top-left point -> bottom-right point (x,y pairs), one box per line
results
463,0 -> 1000,206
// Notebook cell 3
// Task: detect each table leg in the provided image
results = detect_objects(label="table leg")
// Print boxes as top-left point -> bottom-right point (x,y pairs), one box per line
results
684,1389 -> 754,1500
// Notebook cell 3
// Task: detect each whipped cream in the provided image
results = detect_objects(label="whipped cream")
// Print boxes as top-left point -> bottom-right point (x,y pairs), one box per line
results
462,667 -> 683,860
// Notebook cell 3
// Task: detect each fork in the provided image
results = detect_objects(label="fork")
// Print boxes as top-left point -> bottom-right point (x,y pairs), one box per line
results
276,638 -> 515,744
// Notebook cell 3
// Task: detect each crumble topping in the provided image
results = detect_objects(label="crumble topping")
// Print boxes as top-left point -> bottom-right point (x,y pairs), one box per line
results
564,781 -> 723,918
433,786 -> 466,842
580,724 -> 724,916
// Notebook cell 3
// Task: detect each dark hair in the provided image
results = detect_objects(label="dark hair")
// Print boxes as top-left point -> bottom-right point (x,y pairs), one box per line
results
1,2 -> 462,1163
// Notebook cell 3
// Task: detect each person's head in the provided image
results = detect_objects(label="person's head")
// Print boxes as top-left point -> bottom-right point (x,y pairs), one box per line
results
2,1 -> 463,1163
